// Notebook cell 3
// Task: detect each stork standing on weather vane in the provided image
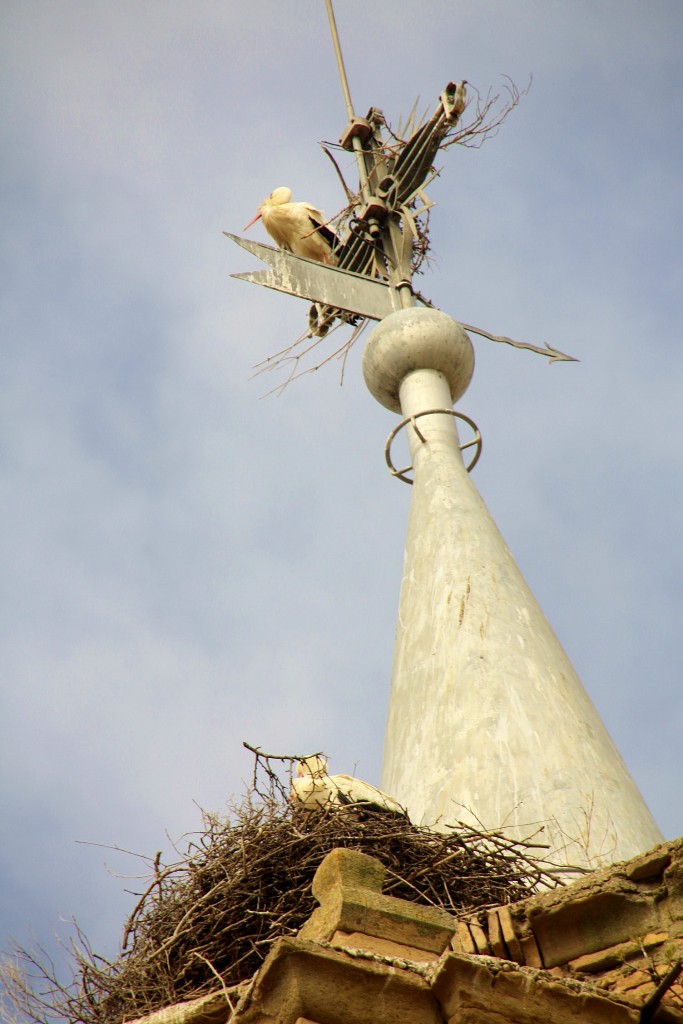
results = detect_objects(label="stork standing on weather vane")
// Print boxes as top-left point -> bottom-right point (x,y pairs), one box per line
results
228,0 -> 577,390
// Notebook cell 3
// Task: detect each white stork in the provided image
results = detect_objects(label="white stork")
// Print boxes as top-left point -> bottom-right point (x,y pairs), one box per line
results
453,80 -> 467,115
290,756 -> 405,815
244,187 -> 342,265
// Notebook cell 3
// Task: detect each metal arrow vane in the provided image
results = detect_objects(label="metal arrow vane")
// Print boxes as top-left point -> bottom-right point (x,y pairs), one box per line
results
227,234 -> 404,322
228,0 -> 578,378
228,235 -> 577,364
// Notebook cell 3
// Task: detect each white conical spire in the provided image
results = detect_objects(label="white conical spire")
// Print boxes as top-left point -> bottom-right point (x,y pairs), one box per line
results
363,307 -> 662,869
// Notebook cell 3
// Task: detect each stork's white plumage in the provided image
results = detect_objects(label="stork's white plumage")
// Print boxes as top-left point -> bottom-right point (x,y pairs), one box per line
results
244,187 -> 341,265
453,80 -> 467,115
290,756 -> 405,815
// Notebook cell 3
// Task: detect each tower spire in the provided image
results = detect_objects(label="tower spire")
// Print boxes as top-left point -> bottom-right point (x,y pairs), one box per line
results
363,307 -> 662,869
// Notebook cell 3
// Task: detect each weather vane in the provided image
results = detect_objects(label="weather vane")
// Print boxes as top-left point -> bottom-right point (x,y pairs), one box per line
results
226,0 -> 576,391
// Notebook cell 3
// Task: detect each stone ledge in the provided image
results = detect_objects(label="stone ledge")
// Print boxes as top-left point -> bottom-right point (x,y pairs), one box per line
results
445,837 -> 683,1019
230,937 -> 661,1024
569,932 -> 670,973
510,837 -> 682,970
447,838 -> 683,974
298,848 -> 455,956
230,935 -> 442,1024
330,929 -> 438,963
432,952 -> 640,1024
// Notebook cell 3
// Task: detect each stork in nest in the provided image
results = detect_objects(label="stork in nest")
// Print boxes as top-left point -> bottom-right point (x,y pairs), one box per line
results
290,755 -> 406,816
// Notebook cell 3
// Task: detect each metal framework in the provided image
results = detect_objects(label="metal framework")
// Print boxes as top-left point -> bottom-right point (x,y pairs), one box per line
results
384,409 -> 483,484
229,1 -> 577,375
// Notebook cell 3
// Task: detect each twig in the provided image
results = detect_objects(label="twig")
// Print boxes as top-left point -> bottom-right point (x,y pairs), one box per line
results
191,953 -> 235,1014
640,960 -> 683,1023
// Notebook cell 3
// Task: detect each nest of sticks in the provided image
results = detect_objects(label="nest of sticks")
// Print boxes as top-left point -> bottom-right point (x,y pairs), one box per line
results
2,747 -> 570,1024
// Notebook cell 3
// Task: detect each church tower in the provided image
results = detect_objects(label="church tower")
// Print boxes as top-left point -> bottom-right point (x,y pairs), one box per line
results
363,307 -> 662,868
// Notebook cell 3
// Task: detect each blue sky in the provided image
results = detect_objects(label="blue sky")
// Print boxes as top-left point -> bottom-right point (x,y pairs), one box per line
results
2,0 -> 682,987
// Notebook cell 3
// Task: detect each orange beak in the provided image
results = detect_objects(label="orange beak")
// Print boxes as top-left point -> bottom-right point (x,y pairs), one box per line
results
243,211 -> 262,231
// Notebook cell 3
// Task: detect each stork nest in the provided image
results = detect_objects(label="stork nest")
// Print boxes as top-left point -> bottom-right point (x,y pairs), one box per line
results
2,747 -> 572,1024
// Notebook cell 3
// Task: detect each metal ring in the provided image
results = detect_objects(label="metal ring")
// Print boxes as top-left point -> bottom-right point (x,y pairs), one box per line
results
384,409 -> 482,484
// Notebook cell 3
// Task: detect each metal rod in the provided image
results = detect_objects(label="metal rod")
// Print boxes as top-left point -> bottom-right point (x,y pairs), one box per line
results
323,0 -> 373,204
398,283 -> 415,308
324,0 -> 355,121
